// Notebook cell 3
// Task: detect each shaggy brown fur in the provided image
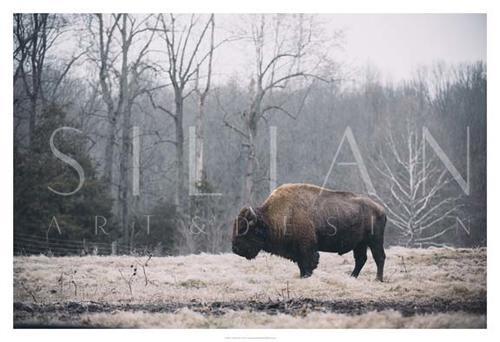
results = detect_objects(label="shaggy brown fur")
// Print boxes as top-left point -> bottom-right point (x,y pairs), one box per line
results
232,183 -> 387,281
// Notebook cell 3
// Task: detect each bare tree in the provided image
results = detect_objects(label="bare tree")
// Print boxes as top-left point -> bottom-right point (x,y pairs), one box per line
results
89,14 -> 158,248
223,14 -> 330,205
151,14 -> 216,211
13,14 -> 82,147
374,120 -> 462,247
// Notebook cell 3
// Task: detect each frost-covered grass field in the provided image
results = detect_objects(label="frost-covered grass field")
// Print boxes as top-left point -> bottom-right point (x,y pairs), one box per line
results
13,247 -> 486,328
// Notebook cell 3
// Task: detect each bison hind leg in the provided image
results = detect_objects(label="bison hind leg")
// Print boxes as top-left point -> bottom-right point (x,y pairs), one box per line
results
368,241 -> 386,282
351,243 -> 368,278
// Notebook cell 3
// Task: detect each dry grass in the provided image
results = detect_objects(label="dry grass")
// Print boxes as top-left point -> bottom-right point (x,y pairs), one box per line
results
13,246 -> 486,328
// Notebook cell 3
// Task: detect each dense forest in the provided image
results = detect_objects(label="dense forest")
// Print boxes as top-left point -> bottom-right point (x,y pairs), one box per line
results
13,14 -> 486,255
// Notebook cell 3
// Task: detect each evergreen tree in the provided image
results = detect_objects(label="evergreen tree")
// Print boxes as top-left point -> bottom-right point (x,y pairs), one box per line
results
14,105 -> 116,255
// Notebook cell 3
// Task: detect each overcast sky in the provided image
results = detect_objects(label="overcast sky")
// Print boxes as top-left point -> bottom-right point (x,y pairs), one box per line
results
213,14 -> 486,84
59,14 -> 486,85
330,14 -> 486,81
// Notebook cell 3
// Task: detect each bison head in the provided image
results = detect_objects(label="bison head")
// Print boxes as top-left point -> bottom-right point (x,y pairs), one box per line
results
232,206 -> 267,260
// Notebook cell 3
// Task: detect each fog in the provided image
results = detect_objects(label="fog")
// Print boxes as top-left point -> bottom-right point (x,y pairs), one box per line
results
13,14 -> 486,255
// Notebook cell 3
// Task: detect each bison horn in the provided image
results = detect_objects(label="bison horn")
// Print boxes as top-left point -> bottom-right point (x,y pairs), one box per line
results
248,206 -> 257,221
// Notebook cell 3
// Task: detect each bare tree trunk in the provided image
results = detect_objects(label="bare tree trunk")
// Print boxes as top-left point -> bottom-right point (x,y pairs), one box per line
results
242,75 -> 262,204
26,14 -> 46,148
28,92 -> 37,148
174,88 -> 185,210
118,15 -> 132,250
103,120 -> 116,191
194,15 -> 215,186
96,14 -> 121,194
242,116 -> 258,205
195,94 -> 206,184
27,15 -> 40,148
119,108 -> 131,249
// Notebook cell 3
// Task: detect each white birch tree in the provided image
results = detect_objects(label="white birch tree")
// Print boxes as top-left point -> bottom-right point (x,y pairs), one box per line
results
374,119 -> 462,247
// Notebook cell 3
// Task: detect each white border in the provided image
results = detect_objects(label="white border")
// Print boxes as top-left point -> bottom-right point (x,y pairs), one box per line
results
2,0 -> 497,341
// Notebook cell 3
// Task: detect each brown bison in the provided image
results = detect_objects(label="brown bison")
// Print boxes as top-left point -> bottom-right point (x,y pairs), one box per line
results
232,183 -> 387,281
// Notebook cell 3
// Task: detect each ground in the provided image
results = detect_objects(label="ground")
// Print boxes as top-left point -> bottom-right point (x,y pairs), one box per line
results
13,246 -> 486,328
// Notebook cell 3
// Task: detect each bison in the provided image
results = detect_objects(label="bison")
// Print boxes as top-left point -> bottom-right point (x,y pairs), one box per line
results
232,183 -> 387,281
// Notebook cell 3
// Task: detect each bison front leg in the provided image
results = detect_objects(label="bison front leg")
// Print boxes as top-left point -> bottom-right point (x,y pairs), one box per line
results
297,249 -> 319,278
